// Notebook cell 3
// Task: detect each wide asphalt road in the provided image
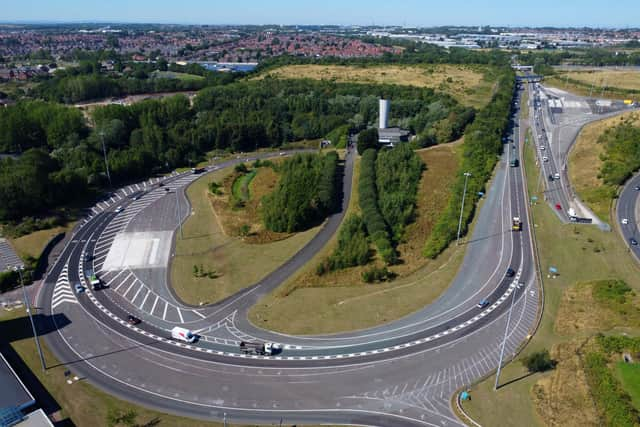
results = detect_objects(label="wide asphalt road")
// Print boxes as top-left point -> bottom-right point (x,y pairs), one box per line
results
37,85 -> 541,426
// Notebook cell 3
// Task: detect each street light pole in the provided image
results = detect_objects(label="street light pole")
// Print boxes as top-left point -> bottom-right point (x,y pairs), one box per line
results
456,172 -> 472,245
100,131 -> 112,187
494,283 -> 519,390
14,266 -> 46,372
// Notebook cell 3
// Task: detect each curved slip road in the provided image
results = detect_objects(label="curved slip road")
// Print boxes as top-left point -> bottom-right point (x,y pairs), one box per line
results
38,85 -> 541,426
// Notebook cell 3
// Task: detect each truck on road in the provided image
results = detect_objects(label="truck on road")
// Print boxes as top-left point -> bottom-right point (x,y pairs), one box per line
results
239,341 -> 281,356
512,217 -> 522,231
85,269 -> 101,290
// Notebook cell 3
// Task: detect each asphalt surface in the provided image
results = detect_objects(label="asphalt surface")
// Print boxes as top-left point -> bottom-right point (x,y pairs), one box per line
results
615,173 -> 640,260
529,82 -> 638,226
36,86 -> 541,427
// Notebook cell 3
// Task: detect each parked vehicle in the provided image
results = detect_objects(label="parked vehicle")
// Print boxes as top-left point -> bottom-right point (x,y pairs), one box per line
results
239,341 -> 282,356
171,327 -> 197,343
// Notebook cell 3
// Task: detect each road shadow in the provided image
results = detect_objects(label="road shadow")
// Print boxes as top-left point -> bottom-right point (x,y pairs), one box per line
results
1,313 -> 71,342
496,370 -> 536,389
462,229 -> 510,245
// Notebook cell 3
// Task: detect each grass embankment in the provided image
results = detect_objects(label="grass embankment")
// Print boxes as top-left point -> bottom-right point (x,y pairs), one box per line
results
249,143 -> 467,335
547,69 -> 640,100
257,64 -> 497,108
8,224 -> 72,260
616,362 -> 640,409
461,122 -> 640,426
569,112 -> 640,222
171,163 -> 322,306
231,169 -> 257,202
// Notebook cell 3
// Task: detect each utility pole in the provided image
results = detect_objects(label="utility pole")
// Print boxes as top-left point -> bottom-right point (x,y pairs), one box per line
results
100,131 -> 112,187
456,172 -> 472,245
495,282 -> 519,390
13,266 -> 46,372
175,188 -> 184,239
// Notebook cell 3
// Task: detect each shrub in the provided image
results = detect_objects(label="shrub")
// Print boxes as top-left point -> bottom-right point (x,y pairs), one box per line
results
234,163 -> 248,173
208,181 -> 222,195
324,214 -> 370,272
522,350 -> 555,373
361,266 -> 396,283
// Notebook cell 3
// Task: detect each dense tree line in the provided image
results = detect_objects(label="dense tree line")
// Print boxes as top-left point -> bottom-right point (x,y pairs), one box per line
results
262,152 -> 339,232
375,144 -> 424,240
424,67 -> 515,258
597,116 -> 640,186
358,149 -> 397,264
0,75 -> 471,222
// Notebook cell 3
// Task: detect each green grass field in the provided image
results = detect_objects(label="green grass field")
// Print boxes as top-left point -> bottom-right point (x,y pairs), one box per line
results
616,362 -> 640,410
231,170 -> 257,202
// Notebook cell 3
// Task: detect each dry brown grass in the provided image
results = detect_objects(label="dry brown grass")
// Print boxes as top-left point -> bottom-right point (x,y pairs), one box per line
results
569,112 -> 640,221
560,70 -> 640,93
209,164 -> 291,243
257,64 -> 495,108
555,282 -> 640,337
249,142 -> 465,334
531,339 -> 599,427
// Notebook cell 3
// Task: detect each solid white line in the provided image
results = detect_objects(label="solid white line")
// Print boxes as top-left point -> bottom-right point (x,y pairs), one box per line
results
131,283 -> 145,303
177,307 -> 184,323
162,302 -> 168,320
122,279 -> 138,298
139,289 -> 151,309
150,295 -> 159,315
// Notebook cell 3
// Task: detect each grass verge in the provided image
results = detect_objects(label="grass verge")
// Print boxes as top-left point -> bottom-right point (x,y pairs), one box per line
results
249,143 -> 472,335
616,361 -> 640,410
171,164 -> 321,306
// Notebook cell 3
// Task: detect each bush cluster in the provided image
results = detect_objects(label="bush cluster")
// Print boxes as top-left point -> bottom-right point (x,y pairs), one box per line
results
317,214 -> 370,275
262,152 -> 339,232
597,116 -> 640,186
522,350 -> 555,373
361,266 -> 396,283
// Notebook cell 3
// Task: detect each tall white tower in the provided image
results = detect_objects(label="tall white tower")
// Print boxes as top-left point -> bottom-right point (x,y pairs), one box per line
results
379,99 -> 390,129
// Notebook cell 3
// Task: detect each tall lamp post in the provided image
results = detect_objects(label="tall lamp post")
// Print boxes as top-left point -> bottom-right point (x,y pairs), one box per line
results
12,265 -> 46,372
100,131 -> 112,187
456,172 -> 472,245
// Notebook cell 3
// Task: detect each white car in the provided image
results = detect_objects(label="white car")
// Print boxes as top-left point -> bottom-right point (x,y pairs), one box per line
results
539,145 -> 545,151
554,173 -> 560,180
622,218 -> 629,225
115,206 -> 124,213
542,156 -> 549,162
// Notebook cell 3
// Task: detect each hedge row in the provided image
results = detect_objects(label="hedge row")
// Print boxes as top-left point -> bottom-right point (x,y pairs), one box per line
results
583,352 -> 640,427
423,67 -> 516,258
358,149 -> 397,264
318,214 -> 370,274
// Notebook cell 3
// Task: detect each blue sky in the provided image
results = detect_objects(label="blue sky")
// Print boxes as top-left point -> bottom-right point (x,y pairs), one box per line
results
3,0 -> 639,27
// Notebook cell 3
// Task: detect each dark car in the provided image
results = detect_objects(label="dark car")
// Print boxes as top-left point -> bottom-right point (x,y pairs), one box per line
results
548,174 -> 554,182
127,315 -> 141,325
631,238 -> 638,246
476,299 -> 490,309
158,182 -> 164,187
506,268 -> 516,278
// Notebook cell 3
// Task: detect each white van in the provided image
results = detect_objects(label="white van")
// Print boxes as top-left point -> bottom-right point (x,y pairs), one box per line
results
171,326 -> 196,343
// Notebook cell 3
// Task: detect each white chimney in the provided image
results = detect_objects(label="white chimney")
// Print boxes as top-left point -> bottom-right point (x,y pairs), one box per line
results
379,99 -> 390,129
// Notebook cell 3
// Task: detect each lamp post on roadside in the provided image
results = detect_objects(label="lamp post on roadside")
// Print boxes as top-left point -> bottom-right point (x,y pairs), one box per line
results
12,265 -> 46,372
456,172 -> 472,245
100,131 -> 112,187
494,282 -> 519,390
